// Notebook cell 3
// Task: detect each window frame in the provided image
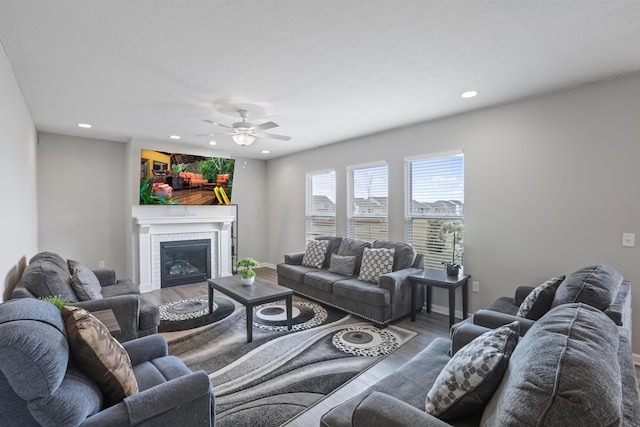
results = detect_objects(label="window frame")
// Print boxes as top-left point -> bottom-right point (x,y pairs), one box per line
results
305,169 -> 336,241
347,161 -> 389,241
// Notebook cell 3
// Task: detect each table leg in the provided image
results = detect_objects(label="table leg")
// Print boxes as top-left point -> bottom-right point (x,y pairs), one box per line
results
426,285 -> 433,313
411,283 -> 417,322
246,305 -> 253,343
208,284 -> 213,314
462,280 -> 469,320
448,287 -> 456,327
286,295 -> 292,331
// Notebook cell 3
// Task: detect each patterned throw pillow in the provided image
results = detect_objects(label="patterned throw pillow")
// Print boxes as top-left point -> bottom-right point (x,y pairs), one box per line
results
301,239 -> 330,268
328,253 -> 357,276
358,247 -> 395,283
61,306 -> 138,407
425,321 -> 519,420
68,260 -> 103,301
516,276 -> 565,320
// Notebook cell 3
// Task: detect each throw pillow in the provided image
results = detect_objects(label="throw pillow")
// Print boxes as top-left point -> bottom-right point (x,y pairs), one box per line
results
516,276 -> 565,320
61,306 -> 138,407
358,247 -> 395,283
301,239 -> 330,269
425,321 -> 519,420
328,253 -> 357,276
68,260 -> 103,301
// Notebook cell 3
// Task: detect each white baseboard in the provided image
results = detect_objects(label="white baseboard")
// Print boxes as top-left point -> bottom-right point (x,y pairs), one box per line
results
260,263 -> 277,269
634,353 -> 640,366
422,303 -> 465,322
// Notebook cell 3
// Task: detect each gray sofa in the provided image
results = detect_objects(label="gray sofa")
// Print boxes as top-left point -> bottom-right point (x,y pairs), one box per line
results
12,252 -> 159,342
471,264 -> 632,337
320,302 -> 640,426
0,298 -> 214,426
277,236 -> 424,326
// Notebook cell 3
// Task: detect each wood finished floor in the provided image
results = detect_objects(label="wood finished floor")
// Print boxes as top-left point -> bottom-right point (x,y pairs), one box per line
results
146,267 -> 451,426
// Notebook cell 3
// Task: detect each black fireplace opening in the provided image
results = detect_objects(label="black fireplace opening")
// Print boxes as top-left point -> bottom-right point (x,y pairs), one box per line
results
160,239 -> 211,287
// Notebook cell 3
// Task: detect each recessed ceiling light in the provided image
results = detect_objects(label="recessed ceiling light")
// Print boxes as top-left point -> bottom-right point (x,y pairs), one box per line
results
208,140 -> 217,145
77,123 -> 92,128
169,135 -> 181,140
262,150 -> 270,154
461,90 -> 478,98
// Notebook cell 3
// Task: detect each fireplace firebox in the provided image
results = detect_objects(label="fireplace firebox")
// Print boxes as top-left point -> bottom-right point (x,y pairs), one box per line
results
160,239 -> 211,287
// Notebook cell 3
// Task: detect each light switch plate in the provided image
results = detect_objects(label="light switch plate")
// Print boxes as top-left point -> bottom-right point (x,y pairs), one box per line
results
622,233 -> 635,248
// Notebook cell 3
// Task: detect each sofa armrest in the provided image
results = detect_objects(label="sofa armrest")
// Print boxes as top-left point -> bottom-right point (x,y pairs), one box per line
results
378,267 -> 424,318
352,391 -> 451,427
284,252 -> 304,265
92,269 -> 117,287
74,295 -> 140,342
450,321 -> 493,354
605,280 -> 631,328
122,334 -> 168,365
473,309 -> 535,335
514,285 -> 536,306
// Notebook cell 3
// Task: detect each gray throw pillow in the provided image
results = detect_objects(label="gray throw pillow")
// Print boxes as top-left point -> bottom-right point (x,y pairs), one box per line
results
516,276 -> 564,320
328,253 -> 356,276
358,247 -> 395,283
426,321 -> 520,420
68,260 -> 103,301
301,239 -> 329,269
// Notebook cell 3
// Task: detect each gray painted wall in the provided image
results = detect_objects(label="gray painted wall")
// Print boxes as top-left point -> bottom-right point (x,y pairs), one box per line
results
37,133 -> 128,275
266,74 -> 640,354
0,44 -> 38,301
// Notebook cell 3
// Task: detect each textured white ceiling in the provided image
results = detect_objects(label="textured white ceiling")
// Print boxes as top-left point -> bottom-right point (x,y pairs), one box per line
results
1,1 -> 640,159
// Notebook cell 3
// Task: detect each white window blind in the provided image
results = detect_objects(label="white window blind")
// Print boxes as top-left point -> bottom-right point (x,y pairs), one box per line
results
347,163 -> 388,241
306,170 -> 336,241
405,153 -> 464,270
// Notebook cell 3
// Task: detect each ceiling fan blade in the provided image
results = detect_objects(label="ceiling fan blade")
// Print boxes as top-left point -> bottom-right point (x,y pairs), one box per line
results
202,119 -> 214,124
196,131 -> 229,136
213,122 -> 233,129
255,132 -> 291,141
250,121 -> 278,132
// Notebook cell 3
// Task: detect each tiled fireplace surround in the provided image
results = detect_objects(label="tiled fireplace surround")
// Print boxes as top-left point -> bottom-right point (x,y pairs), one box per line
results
134,216 -> 234,293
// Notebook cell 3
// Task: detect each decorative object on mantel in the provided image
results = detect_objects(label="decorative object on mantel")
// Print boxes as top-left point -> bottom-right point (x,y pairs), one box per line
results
236,257 -> 259,285
439,222 -> 464,276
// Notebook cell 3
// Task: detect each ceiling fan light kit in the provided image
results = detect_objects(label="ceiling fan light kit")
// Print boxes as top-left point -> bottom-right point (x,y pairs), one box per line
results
202,109 -> 291,147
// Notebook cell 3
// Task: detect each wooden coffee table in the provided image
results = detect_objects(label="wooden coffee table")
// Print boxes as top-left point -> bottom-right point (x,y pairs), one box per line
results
208,276 -> 293,342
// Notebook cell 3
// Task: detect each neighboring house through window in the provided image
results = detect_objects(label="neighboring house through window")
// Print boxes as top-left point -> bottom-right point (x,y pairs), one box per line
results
306,170 -> 336,241
347,162 -> 388,241
405,153 -> 464,270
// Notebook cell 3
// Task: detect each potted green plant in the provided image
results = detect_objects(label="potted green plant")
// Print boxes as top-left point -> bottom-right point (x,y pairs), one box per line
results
236,257 -> 259,285
439,222 -> 464,276
38,295 -> 69,310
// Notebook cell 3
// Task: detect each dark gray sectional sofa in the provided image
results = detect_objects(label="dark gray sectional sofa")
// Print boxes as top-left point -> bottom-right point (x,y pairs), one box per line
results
321,264 -> 639,426
277,236 -> 424,326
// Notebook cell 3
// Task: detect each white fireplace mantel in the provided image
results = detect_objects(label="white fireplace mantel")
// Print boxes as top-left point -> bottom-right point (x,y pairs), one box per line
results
134,216 -> 235,292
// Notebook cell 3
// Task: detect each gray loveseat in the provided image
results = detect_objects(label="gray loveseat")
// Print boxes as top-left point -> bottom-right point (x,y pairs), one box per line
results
12,252 -> 159,342
277,236 -> 424,326
0,298 -> 215,426
320,302 -> 640,426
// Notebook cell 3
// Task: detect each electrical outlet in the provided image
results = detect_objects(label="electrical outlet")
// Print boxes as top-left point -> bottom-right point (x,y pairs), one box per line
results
99,260 -> 106,268
622,233 -> 635,248
472,281 -> 480,293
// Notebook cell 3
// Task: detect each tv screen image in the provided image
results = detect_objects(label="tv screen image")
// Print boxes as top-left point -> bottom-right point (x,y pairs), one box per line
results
140,149 -> 235,205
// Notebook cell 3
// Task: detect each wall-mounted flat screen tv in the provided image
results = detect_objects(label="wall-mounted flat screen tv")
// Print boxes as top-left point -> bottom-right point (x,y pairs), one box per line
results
140,149 -> 235,205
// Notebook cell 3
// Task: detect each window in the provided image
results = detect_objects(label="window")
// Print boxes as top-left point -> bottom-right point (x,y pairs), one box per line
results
306,170 -> 336,241
347,162 -> 388,241
405,153 -> 464,270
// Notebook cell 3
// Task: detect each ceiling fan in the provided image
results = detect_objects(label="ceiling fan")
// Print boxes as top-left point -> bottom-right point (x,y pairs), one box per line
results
199,109 -> 291,146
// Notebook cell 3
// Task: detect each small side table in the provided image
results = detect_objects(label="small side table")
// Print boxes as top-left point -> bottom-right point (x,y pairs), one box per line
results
409,269 -> 471,327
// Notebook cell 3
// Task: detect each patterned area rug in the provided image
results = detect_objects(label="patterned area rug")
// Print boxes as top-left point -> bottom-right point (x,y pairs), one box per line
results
158,297 -> 235,332
166,297 -> 416,427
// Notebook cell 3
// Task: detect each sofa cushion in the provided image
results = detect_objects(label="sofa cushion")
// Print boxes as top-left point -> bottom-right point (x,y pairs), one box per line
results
481,303 -> 622,426
372,240 -> 417,271
328,253 -> 356,276
68,260 -> 103,301
426,321 -> 519,420
358,247 -> 395,283
552,264 -> 622,311
337,238 -> 371,275
61,306 -> 138,407
516,276 -> 564,320
276,263 -> 319,284
302,239 -> 330,269
333,279 -> 390,307
303,270 -> 343,294
316,236 -> 344,268
20,253 -> 79,303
